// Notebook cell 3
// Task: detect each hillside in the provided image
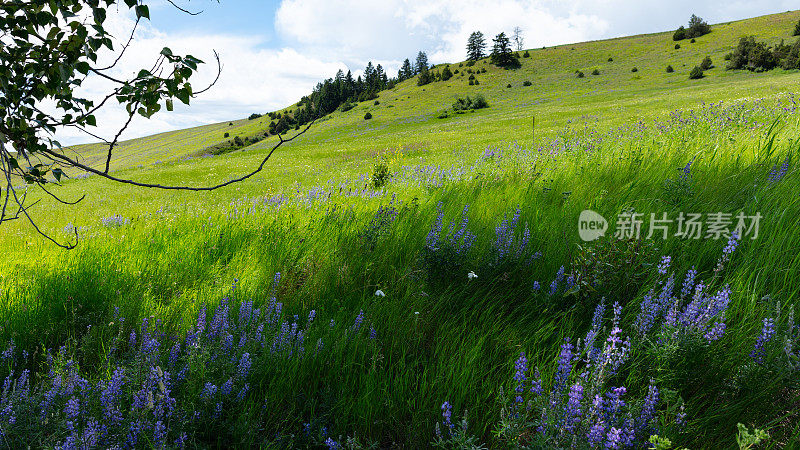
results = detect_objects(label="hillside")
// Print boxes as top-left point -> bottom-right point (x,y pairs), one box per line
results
69,9 -> 800,173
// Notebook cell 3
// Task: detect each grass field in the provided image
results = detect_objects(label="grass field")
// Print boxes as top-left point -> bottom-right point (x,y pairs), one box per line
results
1,10 -> 800,449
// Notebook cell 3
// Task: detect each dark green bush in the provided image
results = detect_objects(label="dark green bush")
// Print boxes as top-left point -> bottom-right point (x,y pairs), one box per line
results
452,94 -> 488,111
591,68 -> 600,75
631,67 -> 638,73
675,43 -> 681,49
223,132 -> 229,138
374,100 -> 380,105
233,136 -> 244,147
468,79 -> 474,85
666,65 -> 674,73
468,74 -> 475,80
371,163 -> 390,189
247,113 -> 262,120
441,66 -> 453,81
690,38 -> 696,43
689,66 -> 704,79
700,56 -> 713,70
673,26 -> 686,41
576,71 -> 584,78
523,80 -> 532,86
506,83 -> 512,88
794,20 -> 800,36
523,50 -> 530,57
474,79 -> 479,85
608,57 -> 613,62
466,60 -> 475,67
725,36 -> 778,71
364,112 -> 372,120
339,102 -> 355,112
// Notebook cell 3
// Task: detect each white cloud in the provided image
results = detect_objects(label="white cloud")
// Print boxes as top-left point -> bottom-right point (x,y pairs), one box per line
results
54,8 -> 346,145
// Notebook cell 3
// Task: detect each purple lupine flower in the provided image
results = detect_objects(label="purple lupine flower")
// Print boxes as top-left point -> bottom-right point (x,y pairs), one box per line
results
324,437 -> 340,449
768,157 -> 790,183
554,339 -> 574,394
681,266 -> 697,299
606,427 -> 623,449
564,383 -> 583,432
441,401 -> 454,431
236,383 -> 249,402
676,405 -> 687,427
550,266 -> 566,296
751,317 -> 776,364
153,420 -> 167,449
530,368 -> 543,396
352,310 -> 364,333
221,378 -> 234,397
369,325 -> 377,340
237,353 -> 252,379
587,421 -> 606,447
64,396 -> 80,420
636,383 -> 659,438
513,352 -> 528,403
532,281 -> 541,291
201,382 -> 217,400
704,321 -> 726,342
657,256 -> 671,275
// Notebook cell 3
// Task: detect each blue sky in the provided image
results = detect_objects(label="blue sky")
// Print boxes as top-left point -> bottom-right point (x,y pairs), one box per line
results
57,0 -> 799,145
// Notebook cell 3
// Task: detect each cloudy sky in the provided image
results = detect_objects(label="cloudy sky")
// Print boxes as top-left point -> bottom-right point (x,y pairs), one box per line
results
56,0 -> 797,145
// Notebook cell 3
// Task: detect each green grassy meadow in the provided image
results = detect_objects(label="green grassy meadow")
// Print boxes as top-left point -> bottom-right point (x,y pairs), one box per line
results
1,10 -> 800,449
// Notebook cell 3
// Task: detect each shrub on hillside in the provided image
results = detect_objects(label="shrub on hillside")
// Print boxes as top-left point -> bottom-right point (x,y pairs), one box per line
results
794,19 -> 800,36
675,43 -> 681,49
576,71 -> 584,78
523,50 -> 530,57
608,57 -> 613,62
690,38 -> 696,43
441,66 -> 453,81
506,83 -> 512,88
374,100 -> 380,105
468,79 -> 475,86
339,102 -> 355,112
673,15 -> 710,42
631,67 -> 638,72
452,95 -> 488,111
364,112 -> 372,120
726,36 -> 778,71
689,66 -> 704,79
247,113 -> 262,120
666,65 -> 674,73
591,68 -> 600,75
233,136 -> 244,147
673,26 -> 686,41
371,163 -> 390,189
523,80 -> 533,86
224,132 -> 229,138
700,56 -> 713,70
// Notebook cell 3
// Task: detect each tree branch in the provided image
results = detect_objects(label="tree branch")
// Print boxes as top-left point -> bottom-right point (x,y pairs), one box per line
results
42,120 -> 315,191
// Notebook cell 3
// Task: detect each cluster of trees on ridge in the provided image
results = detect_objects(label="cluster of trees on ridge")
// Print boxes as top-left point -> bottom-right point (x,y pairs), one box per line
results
673,14 -> 711,41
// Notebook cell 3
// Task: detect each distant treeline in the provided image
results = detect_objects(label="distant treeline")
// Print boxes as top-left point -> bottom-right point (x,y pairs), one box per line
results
265,52 -> 431,135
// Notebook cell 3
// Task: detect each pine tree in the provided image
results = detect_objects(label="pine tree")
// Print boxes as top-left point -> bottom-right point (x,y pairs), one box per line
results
490,32 -> 520,69
415,51 -> 429,74
399,58 -> 413,80
466,31 -> 486,61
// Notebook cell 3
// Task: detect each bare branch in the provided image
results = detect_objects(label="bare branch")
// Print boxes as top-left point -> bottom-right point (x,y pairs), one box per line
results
41,121 -> 315,191
105,101 -> 139,173
165,0 -> 205,15
194,50 -> 222,95
36,181 -> 86,206
93,17 -> 141,72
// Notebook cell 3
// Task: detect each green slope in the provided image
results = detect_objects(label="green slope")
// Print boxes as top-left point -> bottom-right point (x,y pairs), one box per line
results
69,9 -> 800,174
